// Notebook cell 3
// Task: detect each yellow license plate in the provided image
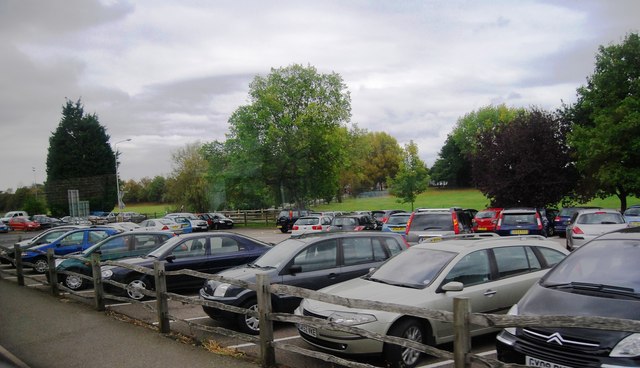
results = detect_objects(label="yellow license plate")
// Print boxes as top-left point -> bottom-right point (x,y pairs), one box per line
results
511,229 -> 529,235
477,227 -> 487,231
391,227 -> 404,231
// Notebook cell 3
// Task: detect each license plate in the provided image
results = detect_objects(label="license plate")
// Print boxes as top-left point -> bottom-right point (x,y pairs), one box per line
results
297,324 -> 317,338
477,227 -> 487,231
526,356 -> 572,368
277,225 -> 282,228
391,227 -> 404,231
630,221 -> 640,227
511,229 -> 529,235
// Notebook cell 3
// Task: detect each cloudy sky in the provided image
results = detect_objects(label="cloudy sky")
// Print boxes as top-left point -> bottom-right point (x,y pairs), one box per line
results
1,0 -> 639,192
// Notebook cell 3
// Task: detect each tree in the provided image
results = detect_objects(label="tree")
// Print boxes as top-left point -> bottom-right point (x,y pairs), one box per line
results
165,143 -> 209,212
225,64 -> 352,208
567,33 -> 640,211
387,141 -> 430,211
45,99 -> 116,216
430,134 -> 472,187
451,104 -> 523,156
472,108 -> 576,208
361,132 -> 403,191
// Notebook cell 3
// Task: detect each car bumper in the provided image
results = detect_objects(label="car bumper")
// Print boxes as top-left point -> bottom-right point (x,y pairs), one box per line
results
200,288 -> 252,319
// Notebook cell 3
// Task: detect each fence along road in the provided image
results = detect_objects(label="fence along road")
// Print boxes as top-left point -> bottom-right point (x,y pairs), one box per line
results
0,227 -> 584,368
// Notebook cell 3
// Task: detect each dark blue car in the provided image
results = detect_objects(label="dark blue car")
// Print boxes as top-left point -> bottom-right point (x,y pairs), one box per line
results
495,208 -> 546,237
23,227 -> 121,273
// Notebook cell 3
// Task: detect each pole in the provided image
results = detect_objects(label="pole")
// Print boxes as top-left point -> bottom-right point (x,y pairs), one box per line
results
114,138 -> 131,210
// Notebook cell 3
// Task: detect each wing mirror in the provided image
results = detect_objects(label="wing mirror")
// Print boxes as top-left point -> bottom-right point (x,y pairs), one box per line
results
289,265 -> 302,275
165,254 -> 176,263
441,281 -> 464,292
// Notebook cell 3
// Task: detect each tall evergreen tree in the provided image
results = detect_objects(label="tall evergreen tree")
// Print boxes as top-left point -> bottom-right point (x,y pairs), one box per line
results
45,99 -> 116,216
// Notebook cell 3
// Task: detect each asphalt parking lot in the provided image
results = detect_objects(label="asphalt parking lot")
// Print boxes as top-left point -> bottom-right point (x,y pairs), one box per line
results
0,228 -> 568,368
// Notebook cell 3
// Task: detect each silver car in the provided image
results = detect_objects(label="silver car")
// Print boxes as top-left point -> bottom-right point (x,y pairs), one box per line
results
565,208 -> 628,251
295,234 -> 568,368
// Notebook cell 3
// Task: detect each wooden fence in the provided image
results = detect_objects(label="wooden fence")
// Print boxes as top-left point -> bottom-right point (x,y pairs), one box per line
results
3,246 -> 640,368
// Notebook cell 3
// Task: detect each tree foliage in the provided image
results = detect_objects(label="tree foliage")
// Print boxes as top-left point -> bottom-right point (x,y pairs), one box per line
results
225,64 -> 351,208
361,132 -> 403,191
430,134 -> 472,187
388,141 -> 429,211
451,104 -> 523,156
165,143 -> 209,212
567,33 -> 640,211
472,108 -> 576,207
45,99 -> 116,216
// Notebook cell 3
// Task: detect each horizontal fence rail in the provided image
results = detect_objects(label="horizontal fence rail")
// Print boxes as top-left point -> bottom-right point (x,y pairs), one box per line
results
2,247 -> 640,368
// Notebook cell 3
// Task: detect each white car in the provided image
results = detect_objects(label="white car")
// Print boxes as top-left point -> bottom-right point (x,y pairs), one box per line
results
138,218 -> 183,234
565,208 -> 629,251
291,215 -> 332,237
105,222 -> 141,232
295,234 -> 568,368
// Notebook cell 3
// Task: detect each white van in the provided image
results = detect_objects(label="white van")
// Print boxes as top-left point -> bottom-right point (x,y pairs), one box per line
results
1,211 -> 29,224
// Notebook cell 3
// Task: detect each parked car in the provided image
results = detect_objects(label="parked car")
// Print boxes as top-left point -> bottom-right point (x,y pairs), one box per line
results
102,232 -> 273,300
105,222 -> 141,232
623,205 -> 640,227
404,207 -> 473,243
472,208 -> 503,233
495,208 -> 546,237
55,231 -> 174,290
538,208 -> 559,237
60,216 -> 93,226
380,212 -> 412,236
291,215 -> 332,237
0,225 -> 84,265
0,222 -> 8,233
496,227 -> 640,368
200,232 -> 409,334
164,216 -> 193,234
276,209 -> 310,233
296,234 -> 568,368
326,214 -> 377,232
32,215 -> 62,229
208,212 -> 234,230
138,218 -> 184,234
22,227 -> 120,273
565,208 -> 628,251
8,217 -> 40,231
554,206 -> 601,237
372,210 -> 406,229
165,213 -> 208,232
1,210 -> 29,224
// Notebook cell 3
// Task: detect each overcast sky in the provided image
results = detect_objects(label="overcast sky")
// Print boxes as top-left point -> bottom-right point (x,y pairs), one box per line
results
1,0 -> 639,192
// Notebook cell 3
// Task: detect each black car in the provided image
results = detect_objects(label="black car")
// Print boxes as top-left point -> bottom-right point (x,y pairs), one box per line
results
326,214 -> 377,232
276,209 -> 310,233
102,232 -> 273,300
496,227 -> 640,367
200,232 -> 409,334
209,212 -> 234,230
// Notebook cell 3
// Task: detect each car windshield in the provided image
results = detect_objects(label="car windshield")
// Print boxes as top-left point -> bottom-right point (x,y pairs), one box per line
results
333,217 -> 357,226
387,214 -> 410,225
253,239 -> 303,269
502,213 -> 536,225
476,210 -> 498,219
542,239 -> 640,294
411,213 -> 453,230
559,208 -> 579,217
577,212 -> 624,224
296,217 -> 320,225
625,208 -> 640,216
367,248 -> 457,288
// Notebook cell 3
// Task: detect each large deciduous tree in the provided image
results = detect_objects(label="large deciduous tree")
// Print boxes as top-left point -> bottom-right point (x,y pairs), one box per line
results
226,64 -> 351,208
165,143 -> 209,212
429,134 -> 472,187
472,108 -> 576,208
388,141 -> 429,211
568,33 -> 640,211
361,132 -> 403,191
45,99 -> 116,216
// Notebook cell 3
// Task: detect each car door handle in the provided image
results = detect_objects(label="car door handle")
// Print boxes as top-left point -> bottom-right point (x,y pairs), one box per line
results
484,289 -> 497,297
327,273 -> 338,279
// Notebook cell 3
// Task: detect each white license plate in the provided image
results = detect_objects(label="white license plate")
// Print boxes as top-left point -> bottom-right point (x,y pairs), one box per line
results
526,356 -> 572,368
297,324 -> 317,338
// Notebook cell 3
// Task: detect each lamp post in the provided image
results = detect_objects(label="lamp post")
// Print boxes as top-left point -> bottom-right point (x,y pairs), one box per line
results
114,138 -> 132,210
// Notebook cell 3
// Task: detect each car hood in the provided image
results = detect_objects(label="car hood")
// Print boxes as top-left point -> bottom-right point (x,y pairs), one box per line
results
214,264 -> 276,284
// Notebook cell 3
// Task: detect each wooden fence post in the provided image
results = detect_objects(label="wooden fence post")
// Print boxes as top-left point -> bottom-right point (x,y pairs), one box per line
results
257,273 -> 275,368
47,249 -> 59,296
154,261 -> 170,334
453,297 -> 471,368
13,245 -> 24,286
91,253 -> 105,311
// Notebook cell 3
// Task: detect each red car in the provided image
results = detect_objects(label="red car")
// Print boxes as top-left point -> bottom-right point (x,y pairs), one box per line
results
472,207 -> 503,232
8,217 -> 41,231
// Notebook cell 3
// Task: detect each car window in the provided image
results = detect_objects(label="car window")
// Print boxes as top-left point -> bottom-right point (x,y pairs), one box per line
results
537,247 -> 566,267
100,236 -> 128,255
442,250 -> 490,286
88,231 -> 111,244
578,212 -> 625,224
342,237 -> 379,265
321,217 -> 332,225
493,246 -> 540,279
210,236 -> 240,254
134,234 -> 168,251
60,232 -> 84,246
411,213 -> 453,231
476,211 -> 497,219
43,230 -> 69,243
292,240 -> 338,272
172,238 -> 207,258
502,214 -> 536,225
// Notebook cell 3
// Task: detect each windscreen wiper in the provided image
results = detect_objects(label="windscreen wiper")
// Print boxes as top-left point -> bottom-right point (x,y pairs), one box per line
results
546,282 -> 639,299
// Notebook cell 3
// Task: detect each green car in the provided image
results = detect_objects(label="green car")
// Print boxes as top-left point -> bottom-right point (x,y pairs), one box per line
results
55,230 -> 174,290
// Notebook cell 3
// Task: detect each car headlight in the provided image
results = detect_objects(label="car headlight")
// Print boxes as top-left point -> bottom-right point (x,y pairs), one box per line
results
504,304 -> 518,335
213,283 -> 231,297
328,311 -> 377,326
611,333 -> 640,357
101,269 -> 113,278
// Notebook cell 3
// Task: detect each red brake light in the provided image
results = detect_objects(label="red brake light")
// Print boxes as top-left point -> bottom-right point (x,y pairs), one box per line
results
405,213 -> 415,235
554,216 -> 560,222
572,226 -> 584,235
311,225 -> 322,230
162,226 -> 169,230
355,226 -> 365,231
293,225 -> 299,230
452,213 -> 460,234
536,214 -> 543,230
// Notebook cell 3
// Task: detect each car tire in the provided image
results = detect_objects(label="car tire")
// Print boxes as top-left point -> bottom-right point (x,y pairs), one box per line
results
32,257 -> 49,274
236,299 -> 260,335
126,277 -> 152,301
383,319 -> 426,368
279,227 -> 288,233
63,272 -> 84,290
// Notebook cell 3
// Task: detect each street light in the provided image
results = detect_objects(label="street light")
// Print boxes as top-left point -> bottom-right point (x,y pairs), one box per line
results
114,138 -> 132,210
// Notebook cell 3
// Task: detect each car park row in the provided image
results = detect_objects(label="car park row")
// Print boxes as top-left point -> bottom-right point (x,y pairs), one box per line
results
1,206 -> 640,368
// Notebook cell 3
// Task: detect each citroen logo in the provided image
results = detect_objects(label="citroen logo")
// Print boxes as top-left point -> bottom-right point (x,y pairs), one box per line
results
546,332 -> 566,345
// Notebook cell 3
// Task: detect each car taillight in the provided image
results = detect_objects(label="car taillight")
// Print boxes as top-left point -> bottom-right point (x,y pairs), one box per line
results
452,213 -> 460,234
355,226 -> 365,231
536,214 -> 543,230
293,225 -> 299,230
162,226 -> 169,230
496,215 -> 503,230
312,225 -> 322,230
382,217 -> 389,223
572,226 -> 584,234
405,213 -> 415,235
554,216 -> 560,222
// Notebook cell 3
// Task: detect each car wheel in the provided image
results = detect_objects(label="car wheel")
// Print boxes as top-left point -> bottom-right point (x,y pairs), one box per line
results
64,273 -> 84,290
33,257 -> 49,274
236,299 -> 260,335
214,223 -> 219,230
126,277 -> 151,301
547,227 -> 555,237
383,319 -> 425,368
279,227 -> 288,233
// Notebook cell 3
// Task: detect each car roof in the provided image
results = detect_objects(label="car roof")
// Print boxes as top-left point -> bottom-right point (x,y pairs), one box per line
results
592,226 -> 640,240
501,208 -> 537,213
292,231 -> 405,242
576,208 -> 621,215
413,234 -> 564,253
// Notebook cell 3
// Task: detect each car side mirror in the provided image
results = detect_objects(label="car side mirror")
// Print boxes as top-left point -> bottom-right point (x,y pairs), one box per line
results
165,254 -> 176,263
441,281 -> 464,292
289,265 -> 302,275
